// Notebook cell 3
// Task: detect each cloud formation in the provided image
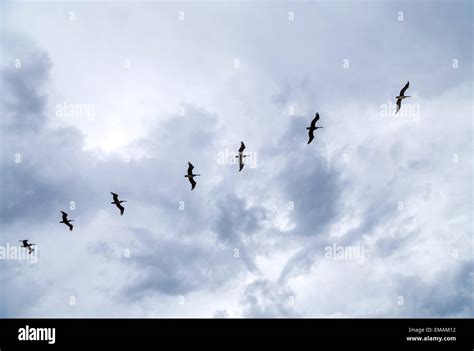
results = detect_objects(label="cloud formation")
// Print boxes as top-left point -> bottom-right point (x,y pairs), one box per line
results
0,1 -> 472,318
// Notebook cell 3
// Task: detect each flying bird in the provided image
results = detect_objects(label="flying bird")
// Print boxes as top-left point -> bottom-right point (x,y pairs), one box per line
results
235,141 -> 248,172
59,211 -> 74,231
184,162 -> 200,190
111,192 -> 127,216
395,81 -> 410,114
19,240 -> 35,254
306,112 -> 324,144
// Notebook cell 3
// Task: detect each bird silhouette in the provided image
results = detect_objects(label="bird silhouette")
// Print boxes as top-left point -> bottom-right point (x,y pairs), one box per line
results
307,112 -> 324,144
111,192 -> 127,215
19,240 -> 35,254
59,211 -> 74,231
184,162 -> 200,190
395,81 -> 410,114
235,141 -> 248,172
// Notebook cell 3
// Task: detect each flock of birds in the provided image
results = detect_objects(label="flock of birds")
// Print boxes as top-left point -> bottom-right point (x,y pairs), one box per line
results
18,82 -> 411,253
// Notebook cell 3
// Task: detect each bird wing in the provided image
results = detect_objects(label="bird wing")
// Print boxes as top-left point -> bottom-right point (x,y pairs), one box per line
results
396,98 -> 401,113
310,113 -> 319,128
66,222 -> 73,231
117,203 -> 125,215
239,142 -> 246,152
22,240 -> 28,246
307,130 -> 315,144
111,193 -> 119,202
61,212 -> 68,221
187,162 -> 194,175
189,177 -> 196,190
239,161 -> 244,171
400,81 -> 409,96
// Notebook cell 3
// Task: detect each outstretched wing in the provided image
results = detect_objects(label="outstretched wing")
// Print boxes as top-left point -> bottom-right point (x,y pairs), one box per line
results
189,177 -> 196,190
238,142 -> 246,153
239,160 -> 244,172
61,211 -> 68,221
396,98 -> 402,114
117,203 -> 125,216
310,113 -> 319,128
66,222 -> 73,231
399,81 -> 409,96
187,162 -> 194,175
111,192 -> 119,202
307,129 -> 315,144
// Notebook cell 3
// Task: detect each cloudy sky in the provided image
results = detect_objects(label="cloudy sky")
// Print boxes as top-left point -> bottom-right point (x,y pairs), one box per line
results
0,0 -> 472,317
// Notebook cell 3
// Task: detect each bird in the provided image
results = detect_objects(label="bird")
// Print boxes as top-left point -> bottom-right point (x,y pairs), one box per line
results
395,81 -> 410,114
111,192 -> 127,216
19,240 -> 35,254
184,162 -> 200,190
59,211 -> 74,231
235,141 -> 248,172
307,112 -> 324,144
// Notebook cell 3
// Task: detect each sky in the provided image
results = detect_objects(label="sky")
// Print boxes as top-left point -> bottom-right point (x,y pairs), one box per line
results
0,0 -> 472,317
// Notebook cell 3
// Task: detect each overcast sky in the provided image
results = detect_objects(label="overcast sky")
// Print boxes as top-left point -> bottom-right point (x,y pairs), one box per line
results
0,0 -> 472,317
